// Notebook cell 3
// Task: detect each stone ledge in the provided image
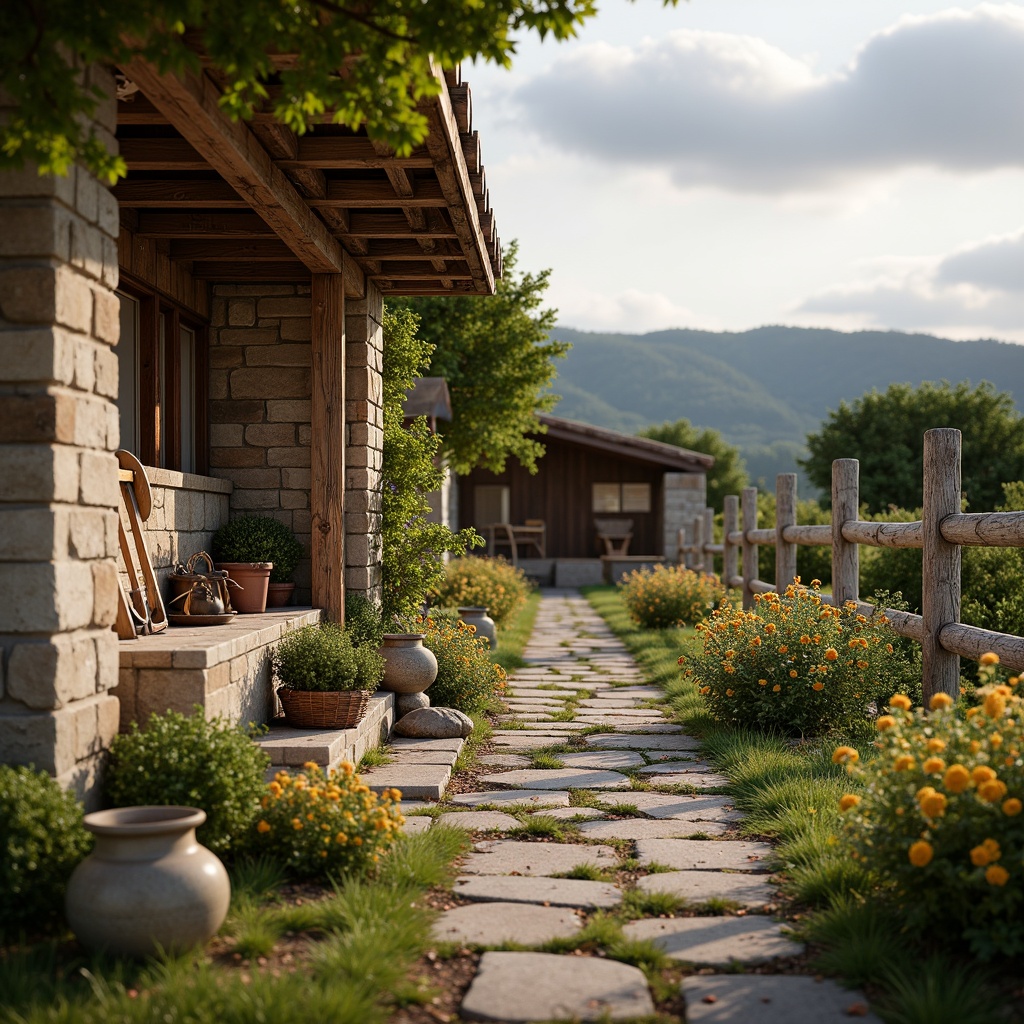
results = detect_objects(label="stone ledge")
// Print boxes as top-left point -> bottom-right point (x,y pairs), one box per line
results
142,465 -> 234,494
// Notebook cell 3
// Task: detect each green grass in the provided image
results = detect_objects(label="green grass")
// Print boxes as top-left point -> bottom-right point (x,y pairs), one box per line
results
357,744 -> 391,770
507,814 -> 579,841
621,888 -> 683,919
558,863 -> 615,882
489,591 -> 542,676
529,752 -> 566,770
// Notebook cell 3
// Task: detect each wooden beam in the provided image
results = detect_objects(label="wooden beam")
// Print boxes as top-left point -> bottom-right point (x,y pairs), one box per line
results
190,261 -> 310,281
310,274 -> 346,624
136,211 -> 275,238
279,137 -> 434,169
121,138 -> 209,170
168,239 -> 297,261
113,179 -> 247,207
118,59 -> 363,297
344,211 -> 457,238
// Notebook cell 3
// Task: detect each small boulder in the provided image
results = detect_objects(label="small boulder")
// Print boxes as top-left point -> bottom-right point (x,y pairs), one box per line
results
397,692 -> 431,716
395,707 -> 474,739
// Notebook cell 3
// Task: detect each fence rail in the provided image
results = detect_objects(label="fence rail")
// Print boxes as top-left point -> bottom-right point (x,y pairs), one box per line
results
678,428 -> 1024,700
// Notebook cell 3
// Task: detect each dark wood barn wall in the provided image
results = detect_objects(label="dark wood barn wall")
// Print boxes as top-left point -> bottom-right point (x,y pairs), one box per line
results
458,436 -> 665,558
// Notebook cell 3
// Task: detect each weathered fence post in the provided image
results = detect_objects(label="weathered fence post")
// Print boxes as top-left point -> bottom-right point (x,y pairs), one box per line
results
723,494 -> 739,590
921,428 -> 962,704
677,528 -> 686,566
831,459 -> 860,606
741,486 -> 758,609
691,513 -> 704,575
703,507 -> 715,575
776,473 -> 797,592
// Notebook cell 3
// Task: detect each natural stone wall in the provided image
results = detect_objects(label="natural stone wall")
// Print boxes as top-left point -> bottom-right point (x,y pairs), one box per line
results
0,66 -> 121,804
663,473 -> 708,565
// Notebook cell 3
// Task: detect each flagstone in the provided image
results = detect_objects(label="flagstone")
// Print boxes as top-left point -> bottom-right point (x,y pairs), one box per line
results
529,806 -> 608,821
623,916 -> 801,966
646,773 -> 732,789
577,818 -> 733,840
435,810 -> 521,831
478,768 -> 631,790
460,839 -> 618,876
637,870 -> 778,908
401,816 -> 433,834
433,902 -> 583,947
592,792 -> 742,822
681,975 -> 882,1023
557,750 -> 646,770
635,838 -> 775,872
450,789 -> 571,808
585,733 -> 701,751
636,760 -> 713,774
477,754 -> 533,768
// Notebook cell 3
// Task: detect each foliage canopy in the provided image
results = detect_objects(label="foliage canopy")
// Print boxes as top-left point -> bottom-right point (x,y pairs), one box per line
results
391,242 -> 569,476
801,381 -> 1024,514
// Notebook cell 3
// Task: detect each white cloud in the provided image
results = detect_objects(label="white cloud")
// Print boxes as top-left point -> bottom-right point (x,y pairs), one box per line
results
553,285 -> 716,333
796,228 -> 1024,339
515,4 -> 1024,191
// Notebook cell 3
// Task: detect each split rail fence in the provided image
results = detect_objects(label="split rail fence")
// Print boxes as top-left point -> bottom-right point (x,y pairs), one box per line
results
680,427 -> 1024,702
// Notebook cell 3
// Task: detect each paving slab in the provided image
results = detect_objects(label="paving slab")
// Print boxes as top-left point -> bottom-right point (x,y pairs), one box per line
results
490,734 -> 567,751
647,772 -> 733,790
360,763 -> 451,800
635,838 -> 775,872
496,714 -> 556,722
636,759 -> 712,774
479,768 -> 631,790
401,816 -> 433,834
623,916 -> 801,965
387,749 -> 459,766
530,806 -> 608,821
389,737 -> 466,753
595,686 -> 664,698
557,750 -> 646,770
461,839 -> 618,876
461,951 -> 654,1022
617,723 -> 685,733
518,721 -> 590,731
398,800 -> 431,813
451,789 -> 571,808
576,716 -> 671,727
577,699 -> 648,709
638,870 -> 778,908
592,792 -> 742,822
682,975 -> 882,1023
432,902 -> 582,947
576,818 -> 733,840
477,754 -> 533,768
585,734 -> 701,751
576,708 -> 668,718
435,810 -> 521,831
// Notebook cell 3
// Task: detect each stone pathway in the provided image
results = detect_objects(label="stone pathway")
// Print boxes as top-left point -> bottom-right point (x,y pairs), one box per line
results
398,590 -> 881,1022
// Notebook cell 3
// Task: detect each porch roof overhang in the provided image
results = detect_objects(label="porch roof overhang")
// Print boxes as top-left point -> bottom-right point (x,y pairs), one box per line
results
537,414 -> 715,473
112,58 -> 500,299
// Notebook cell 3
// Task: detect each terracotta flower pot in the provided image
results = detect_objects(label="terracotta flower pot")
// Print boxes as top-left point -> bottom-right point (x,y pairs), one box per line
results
458,606 -> 497,650
379,633 -> 438,694
65,806 -> 230,958
217,562 -> 272,613
266,582 -> 296,608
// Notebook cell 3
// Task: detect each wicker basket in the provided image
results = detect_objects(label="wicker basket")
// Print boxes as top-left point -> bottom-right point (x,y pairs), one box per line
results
277,688 -> 371,729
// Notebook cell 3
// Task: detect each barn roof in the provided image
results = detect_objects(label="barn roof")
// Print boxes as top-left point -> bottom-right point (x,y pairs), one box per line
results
537,415 -> 714,472
402,377 -> 453,420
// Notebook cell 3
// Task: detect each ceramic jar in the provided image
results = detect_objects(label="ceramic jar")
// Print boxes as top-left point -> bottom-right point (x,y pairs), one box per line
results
379,633 -> 439,694
65,806 -> 230,958
458,606 -> 498,650
216,562 -> 272,613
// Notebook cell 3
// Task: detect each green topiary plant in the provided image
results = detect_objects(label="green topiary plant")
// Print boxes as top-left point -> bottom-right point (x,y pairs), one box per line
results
274,622 -> 385,692
0,764 -> 92,936
104,709 -> 270,855
212,515 -> 304,584
430,556 -> 531,629
344,592 -> 386,649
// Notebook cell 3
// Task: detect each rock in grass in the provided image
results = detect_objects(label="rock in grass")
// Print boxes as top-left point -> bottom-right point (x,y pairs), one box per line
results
395,706 -> 473,738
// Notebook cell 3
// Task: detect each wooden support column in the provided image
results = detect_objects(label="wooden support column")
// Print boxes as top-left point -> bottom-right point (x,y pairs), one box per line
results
703,507 -> 715,576
691,514 -> 704,575
311,274 -> 346,623
723,495 -> 739,590
921,428 -> 962,704
776,473 -> 798,592
741,487 -> 759,609
831,460 -> 860,607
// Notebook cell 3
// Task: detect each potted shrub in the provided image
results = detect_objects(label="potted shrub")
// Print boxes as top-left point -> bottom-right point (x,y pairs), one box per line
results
273,622 -> 385,729
212,515 -> 304,612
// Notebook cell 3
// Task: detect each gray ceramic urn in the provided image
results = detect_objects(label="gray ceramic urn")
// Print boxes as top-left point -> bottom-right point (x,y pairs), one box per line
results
379,633 -> 439,694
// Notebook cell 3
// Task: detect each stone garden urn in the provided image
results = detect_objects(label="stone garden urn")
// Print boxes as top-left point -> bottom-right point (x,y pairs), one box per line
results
65,806 -> 230,958
379,633 -> 438,694
458,606 -> 498,650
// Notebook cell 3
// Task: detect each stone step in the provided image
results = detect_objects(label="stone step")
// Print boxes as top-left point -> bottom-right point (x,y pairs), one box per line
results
623,915 -> 801,966
358,761 -> 451,800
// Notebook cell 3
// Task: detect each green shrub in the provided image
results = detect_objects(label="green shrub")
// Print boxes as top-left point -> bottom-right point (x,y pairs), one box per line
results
838,667 -> 1024,959
105,709 -> 269,855
682,582 -> 913,736
619,564 -> 726,630
274,622 -> 384,692
212,515 -> 304,584
253,762 -> 403,879
345,592 -> 385,649
0,765 -> 92,935
430,556 -> 530,628
421,612 -> 507,712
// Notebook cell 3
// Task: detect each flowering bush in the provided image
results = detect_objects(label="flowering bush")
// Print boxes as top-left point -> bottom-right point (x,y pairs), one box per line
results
421,613 -> 507,712
251,762 -> 404,879
681,582 -> 913,736
273,622 -> 384,693
619,564 -> 727,630
430,556 -> 530,629
838,658 -> 1024,959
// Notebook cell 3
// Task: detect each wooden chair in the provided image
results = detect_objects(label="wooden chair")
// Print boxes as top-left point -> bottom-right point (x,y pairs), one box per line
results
485,521 -> 546,566
595,518 -> 634,556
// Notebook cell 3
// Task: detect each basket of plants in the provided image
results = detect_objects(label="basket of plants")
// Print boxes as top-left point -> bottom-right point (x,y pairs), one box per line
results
273,621 -> 385,729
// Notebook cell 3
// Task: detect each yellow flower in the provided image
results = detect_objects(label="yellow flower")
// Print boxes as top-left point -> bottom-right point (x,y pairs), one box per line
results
833,746 -> 859,765
919,756 -> 944,775
985,865 -> 1010,886
894,755 -> 915,772
970,840 -> 1001,866
789,669 -> 798,678
980,652 -> 1000,666
876,715 -> 897,731
725,689 -> 734,697
856,660 -> 869,670
257,820 -> 271,834
758,678 -> 768,686
917,785 -> 937,802
984,693 -> 1007,718
929,693 -> 954,710
839,794 -> 861,811
824,648 -> 838,661
920,792 -> 947,818
972,765 -> 997,785
292,818 -> 303,831
908,841 -> 934,867
772,684 -> 782,693
990,732 -> 1003,748
1002,798 -> 1022,816
979,780 -> 1008,803
778,645 -> 789,654
944,765 -> 971,793
889,694 -> 912,711
927,738 -> 947,752
812,682 -> 824,692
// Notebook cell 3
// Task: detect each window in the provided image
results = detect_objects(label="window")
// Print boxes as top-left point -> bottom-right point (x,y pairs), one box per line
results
115,283 -> 208,474
593,483 -> 652,514
474,485 -> 510,528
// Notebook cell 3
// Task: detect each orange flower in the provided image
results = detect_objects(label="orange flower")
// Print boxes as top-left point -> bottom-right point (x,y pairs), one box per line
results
839,794 -> 861,811
772,684 -> 782,693
919,792 -> 947,818
944,765 -> 971,793
832,746 -> 859,765
889,694 -> 912,711
979,779 -> 1008,803
908,841 -> 934,867
876,715 -> 897,731
980,651 -> 1000,666
972,766 -> 997,785
894,755 -> 915,772
926,738 -> 947,752
929,693 -> 954,710
824,648 -> 838,661
986,865 -> 1010,886
1002,798 -> 1022,816
812,682 -> 824,691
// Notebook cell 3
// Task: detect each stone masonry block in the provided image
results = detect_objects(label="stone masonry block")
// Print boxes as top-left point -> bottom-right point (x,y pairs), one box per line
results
228,299 -> 256,326
0,163 -> 76,203
136,668 -> 207,721
298,425 -> 311,446
79,450 -> 119,506
70,219 -> 104,280
95,632 -> 119,693
231,367 -> 310,400
224,467 -> 281,489
266,400 -> 311,422
68,508 -> 114,559
7,632 -> 98,710
94,345 -> 118,398
245,423 -> 295,446
245,344 -> 310,367
0,444 -> 80,503
210,423 -> 244,447
0,267 -> 57,324
211,447 -> 266,468
267,446 -> 310,467
0,204 -> 72,261
280,317 -> 312,341
0,506 -> 62,560
0,561 -> 93,633
210,399 -> 264,424
209,347 -> 243,369
92,286 -> 120,345
280,490 -> 308,509
258,297 -> 310,318
281,468 -> 310,490
55,267 -> 94,334
217,327 -> 280,346
231,489 -> 281,510
91,560 -> 119,628
0,709 -> 63,774
0,326 -> 74,384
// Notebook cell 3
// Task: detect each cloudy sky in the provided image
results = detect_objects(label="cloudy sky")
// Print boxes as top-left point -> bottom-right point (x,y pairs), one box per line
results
467,1 -> 1024,340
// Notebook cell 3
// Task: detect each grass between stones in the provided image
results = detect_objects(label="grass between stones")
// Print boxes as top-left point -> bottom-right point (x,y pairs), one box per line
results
488,590 -> 542,676
583,584 -> 1019,1024
357,744 -> 391,770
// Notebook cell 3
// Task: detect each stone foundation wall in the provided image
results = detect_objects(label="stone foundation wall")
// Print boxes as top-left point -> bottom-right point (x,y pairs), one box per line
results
663,473 -> 708,565
0,67 -> 121,804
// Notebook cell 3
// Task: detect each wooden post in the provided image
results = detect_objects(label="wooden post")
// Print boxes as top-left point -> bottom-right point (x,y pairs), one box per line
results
831,459 -> 859,607
677,528 -> 686,565
921,428 -> 962,704
691,514 -> 703,574
703,507 -> 715,575
776,473 -> 797,592
741,486 -> 758,609
723,494 -> 739,589
310,273 -> 346,623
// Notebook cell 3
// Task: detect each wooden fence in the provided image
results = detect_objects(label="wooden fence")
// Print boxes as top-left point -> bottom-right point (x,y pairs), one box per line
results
679,428 -> 1024,702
